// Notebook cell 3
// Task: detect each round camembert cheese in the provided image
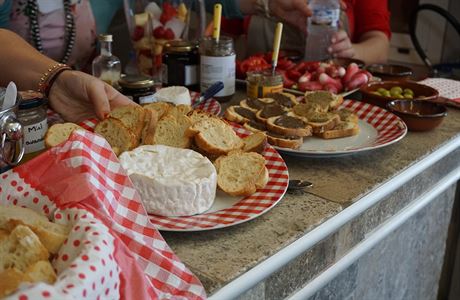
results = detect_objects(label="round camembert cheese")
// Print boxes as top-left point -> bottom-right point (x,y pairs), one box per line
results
153,86 -> 191,105
119,145 -> 217,217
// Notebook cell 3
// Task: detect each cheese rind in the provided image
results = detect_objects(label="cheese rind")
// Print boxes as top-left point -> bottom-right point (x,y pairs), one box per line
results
119,145 -> 217,216
153,86 -> 192,105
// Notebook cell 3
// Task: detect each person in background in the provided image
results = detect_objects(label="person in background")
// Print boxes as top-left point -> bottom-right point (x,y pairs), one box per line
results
208,0 -> 390,64
0,0 -> 123,70
0,29 -> 132,123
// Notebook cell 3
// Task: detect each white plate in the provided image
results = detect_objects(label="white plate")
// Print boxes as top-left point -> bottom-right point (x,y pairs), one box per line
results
275,99 -> 408,157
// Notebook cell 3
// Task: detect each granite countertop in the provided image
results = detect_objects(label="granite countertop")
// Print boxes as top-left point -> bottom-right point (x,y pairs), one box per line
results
162,92 -> 460,295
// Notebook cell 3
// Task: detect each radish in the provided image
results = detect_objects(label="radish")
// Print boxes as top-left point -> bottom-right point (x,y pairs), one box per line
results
298,73 -> 312,83
319,73 -> 343,92
298,80 -> 323,92
346,73 -> 368,90
342,63 -> 360,84
323,83 -> 340,94
337,66 -> 346,77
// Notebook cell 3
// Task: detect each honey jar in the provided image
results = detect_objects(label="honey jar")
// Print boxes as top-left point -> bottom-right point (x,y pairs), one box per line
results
246,70 -> 284,99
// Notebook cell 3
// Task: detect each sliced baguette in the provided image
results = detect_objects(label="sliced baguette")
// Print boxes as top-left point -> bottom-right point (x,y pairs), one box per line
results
266,112 -> 312,137
0,205 -> 69,254
240,97 -> 274,111
95,117 -> 138,156
143,101 -> 173,119
44,123 -> 84,148
243,120 -> 267,133
292,102 -> 325,117
189,118 -> 244,156
141,108 -> 159,145
224,106 -> 257,124
152,114 -> 192,148
187,109 -> 218,125
255,103 -> 287,124
307,111 -> 341,134
242,132 -> 267,153
256,166 -> 269,189
315,121 -> 360,139
109,105 -> 146,139
214,151 -> 266,196
304,90 -> 343,111
266,92 -> 298,108
167,104 -> 193,119
337,108 -> 359,124
0,268 -> 24,298
23,260 -> 56,284
0,225 -> 49,272
266,132 -> 303,149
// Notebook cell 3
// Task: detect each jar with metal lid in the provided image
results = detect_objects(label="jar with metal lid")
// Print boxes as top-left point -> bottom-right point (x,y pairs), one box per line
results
163,40 -> 200,91
199,36 -> 236,102
246,70 -> 284,99
118,75 -> 156,104
17,91 -> 48,163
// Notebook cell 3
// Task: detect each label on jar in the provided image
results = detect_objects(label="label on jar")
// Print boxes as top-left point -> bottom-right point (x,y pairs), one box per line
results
185,65 -> 198,86
262,84 -> 283,97
200,55 -> 236,97
24,119 -> 48,154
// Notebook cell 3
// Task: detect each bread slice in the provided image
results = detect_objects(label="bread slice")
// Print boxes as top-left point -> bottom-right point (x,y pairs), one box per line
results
255,103 -> 287,124
143,101 -> 173,119
23,260 -> 56,284
109,105 -> 146,140
242,132 -> 267,153
95,117 -> 138,156
292,102 -> 325,118
266,132 -> 303,149
256,166 -> 269,189
141,108 -> 158,145
266,113 -> 312,137
187,109 -> 218,125
0,225 -> 49,272
243,120 -> 267,133
306,111 -> 341,134
0,205 -> 69,254
266,92 -> 298,108
189,118 -> 244,156
152,114 -> 192,148
304,91 -> 343,111
315,121 -> 360,139
224,106 -> 257,124
337,108 -> 359,124
0,268 -> 24,298
44,123 -> 84,148
214,151 -> 266,196
240,97 -> 274,111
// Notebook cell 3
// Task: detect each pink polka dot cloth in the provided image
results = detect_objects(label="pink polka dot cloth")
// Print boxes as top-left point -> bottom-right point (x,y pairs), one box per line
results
0,130 -> 206,300
419,78 -> 460,106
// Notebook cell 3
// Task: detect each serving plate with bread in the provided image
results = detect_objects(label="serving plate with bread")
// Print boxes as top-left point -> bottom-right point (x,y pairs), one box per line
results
224,91 -> 408,157
44,87 -> 289,231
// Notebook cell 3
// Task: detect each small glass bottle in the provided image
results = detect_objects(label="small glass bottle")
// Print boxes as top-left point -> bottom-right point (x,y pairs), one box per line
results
200,36 -> 236,102
17,91 -> 48,162
92,34 -> 122,86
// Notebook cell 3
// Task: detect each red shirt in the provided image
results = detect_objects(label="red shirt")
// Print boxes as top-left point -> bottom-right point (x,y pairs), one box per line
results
344,0 -> 391,42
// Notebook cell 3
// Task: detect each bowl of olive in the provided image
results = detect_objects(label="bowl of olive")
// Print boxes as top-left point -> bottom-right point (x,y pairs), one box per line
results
359,81 -> 439,108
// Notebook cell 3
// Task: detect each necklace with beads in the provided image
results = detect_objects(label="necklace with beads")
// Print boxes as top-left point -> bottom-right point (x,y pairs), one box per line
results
26,0 -> 76,64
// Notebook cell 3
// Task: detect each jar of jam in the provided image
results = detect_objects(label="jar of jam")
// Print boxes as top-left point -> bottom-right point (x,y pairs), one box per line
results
246,70 -> 284,99
119,75 -> 155,104
17,91 -> 48,162
163,40 -> 200,91
199,36 -> 236,102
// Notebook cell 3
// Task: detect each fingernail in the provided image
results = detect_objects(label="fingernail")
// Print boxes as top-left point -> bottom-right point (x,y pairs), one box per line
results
328,47 -> 333,53
103,112 -> 109,119
331,38 -> 336,43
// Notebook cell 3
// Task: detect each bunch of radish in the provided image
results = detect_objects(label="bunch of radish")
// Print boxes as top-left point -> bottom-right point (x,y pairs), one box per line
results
284,62 -> 372,94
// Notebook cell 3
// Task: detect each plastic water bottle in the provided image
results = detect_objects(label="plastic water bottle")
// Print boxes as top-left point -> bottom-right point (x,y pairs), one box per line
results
304,0 -> 340,61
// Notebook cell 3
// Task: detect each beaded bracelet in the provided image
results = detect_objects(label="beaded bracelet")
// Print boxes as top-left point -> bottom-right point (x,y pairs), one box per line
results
37,63 -> 72,97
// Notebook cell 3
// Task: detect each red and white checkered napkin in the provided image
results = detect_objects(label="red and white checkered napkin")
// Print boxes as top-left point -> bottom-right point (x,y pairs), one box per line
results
419,77 -> 460,105
0,130 -> 206,300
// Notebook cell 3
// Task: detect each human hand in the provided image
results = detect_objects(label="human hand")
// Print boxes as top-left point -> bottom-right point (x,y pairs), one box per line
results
268,0 -> 312,32
328,30 -> 355,59
48,71 -> 135,123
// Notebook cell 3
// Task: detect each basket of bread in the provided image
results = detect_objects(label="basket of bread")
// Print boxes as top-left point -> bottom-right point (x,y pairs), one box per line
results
224,91 -> 360,150
0,129 -> 206,299
44,87 -> 285,223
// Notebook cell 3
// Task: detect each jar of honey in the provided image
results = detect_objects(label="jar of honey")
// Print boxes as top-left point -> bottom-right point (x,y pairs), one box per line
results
246,70 -> 284,99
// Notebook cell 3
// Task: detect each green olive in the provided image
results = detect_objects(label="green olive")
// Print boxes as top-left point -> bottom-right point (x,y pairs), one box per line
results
403,88 -> 414,96
396,94 -> 405,99
371,91 -> 381,96
377,88 -> 387,94
403,93 -> 413,99
390,86 -> 403,95
382,90 -> 391,97
390,90 -> 402,97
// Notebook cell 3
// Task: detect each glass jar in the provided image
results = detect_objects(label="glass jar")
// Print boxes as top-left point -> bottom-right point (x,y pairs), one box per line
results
162,40 -> 200,91
17,91 -> 48,162
199,36 -> 236,102
246,70 -> 284,99
119,74 -> 156,104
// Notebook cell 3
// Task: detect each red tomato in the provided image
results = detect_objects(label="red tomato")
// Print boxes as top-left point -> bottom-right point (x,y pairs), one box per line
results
163,28 -> 175,40
132,26 -> 144,41
160,3 -> 177,24
240,56 -> 271,74
153,26 -> 166,39
276,58 -> 296,70
278,70 -> 296,89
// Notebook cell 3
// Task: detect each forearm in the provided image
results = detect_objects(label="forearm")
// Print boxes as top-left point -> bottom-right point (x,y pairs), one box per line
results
0,29 -> 56,90
353,31 -> 389,64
